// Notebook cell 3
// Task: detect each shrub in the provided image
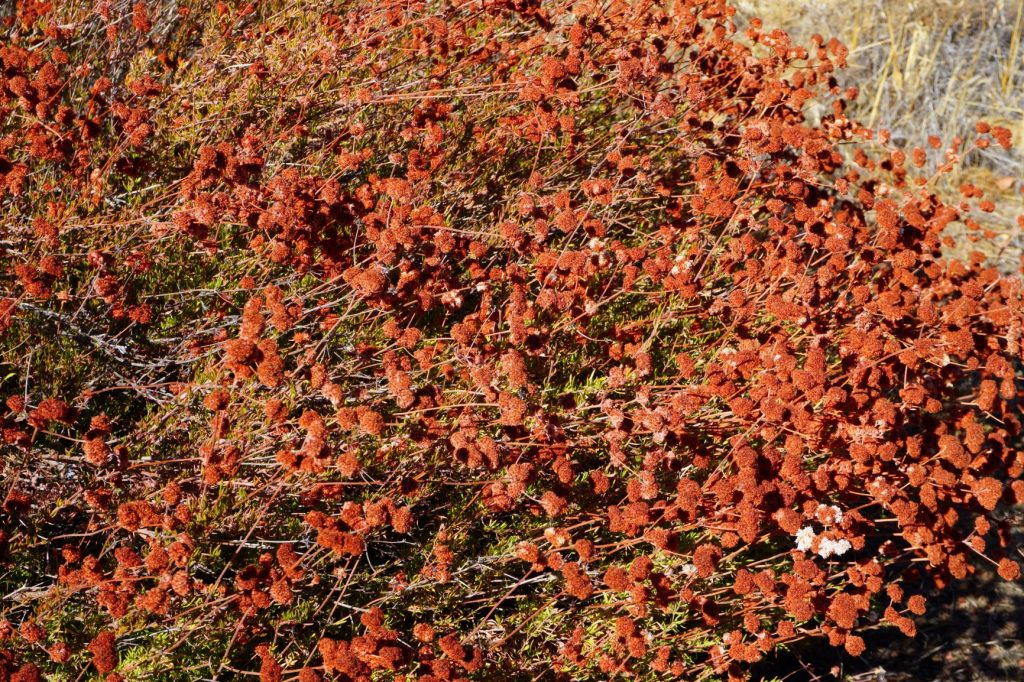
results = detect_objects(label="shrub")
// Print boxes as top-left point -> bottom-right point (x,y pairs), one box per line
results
0,0 -> 1022,680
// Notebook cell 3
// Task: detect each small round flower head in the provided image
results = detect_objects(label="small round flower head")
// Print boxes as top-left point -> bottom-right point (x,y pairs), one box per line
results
794,526 -> 816,553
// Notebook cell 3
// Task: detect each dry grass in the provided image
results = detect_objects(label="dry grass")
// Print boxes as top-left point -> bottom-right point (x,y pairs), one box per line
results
739,0 -> 1024,269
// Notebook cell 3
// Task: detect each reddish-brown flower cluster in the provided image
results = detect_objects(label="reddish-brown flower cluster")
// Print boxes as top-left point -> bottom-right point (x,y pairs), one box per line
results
1,0 -> 1022,680
87,631 -> 117,675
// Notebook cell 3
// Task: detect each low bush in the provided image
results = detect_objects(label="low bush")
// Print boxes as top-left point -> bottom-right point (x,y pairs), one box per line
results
0,1 -> 1022,680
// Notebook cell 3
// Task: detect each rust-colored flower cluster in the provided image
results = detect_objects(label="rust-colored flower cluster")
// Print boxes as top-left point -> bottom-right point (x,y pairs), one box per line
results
0,0 -> 1022,680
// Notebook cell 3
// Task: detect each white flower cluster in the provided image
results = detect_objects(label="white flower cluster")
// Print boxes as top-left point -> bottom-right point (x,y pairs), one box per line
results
794,518 -> 852,559
795,526 -> 816,552
816,536 -> 852,559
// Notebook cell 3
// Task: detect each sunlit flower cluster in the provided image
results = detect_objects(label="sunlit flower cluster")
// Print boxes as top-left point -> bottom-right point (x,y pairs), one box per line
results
0,1 -> 1021,681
